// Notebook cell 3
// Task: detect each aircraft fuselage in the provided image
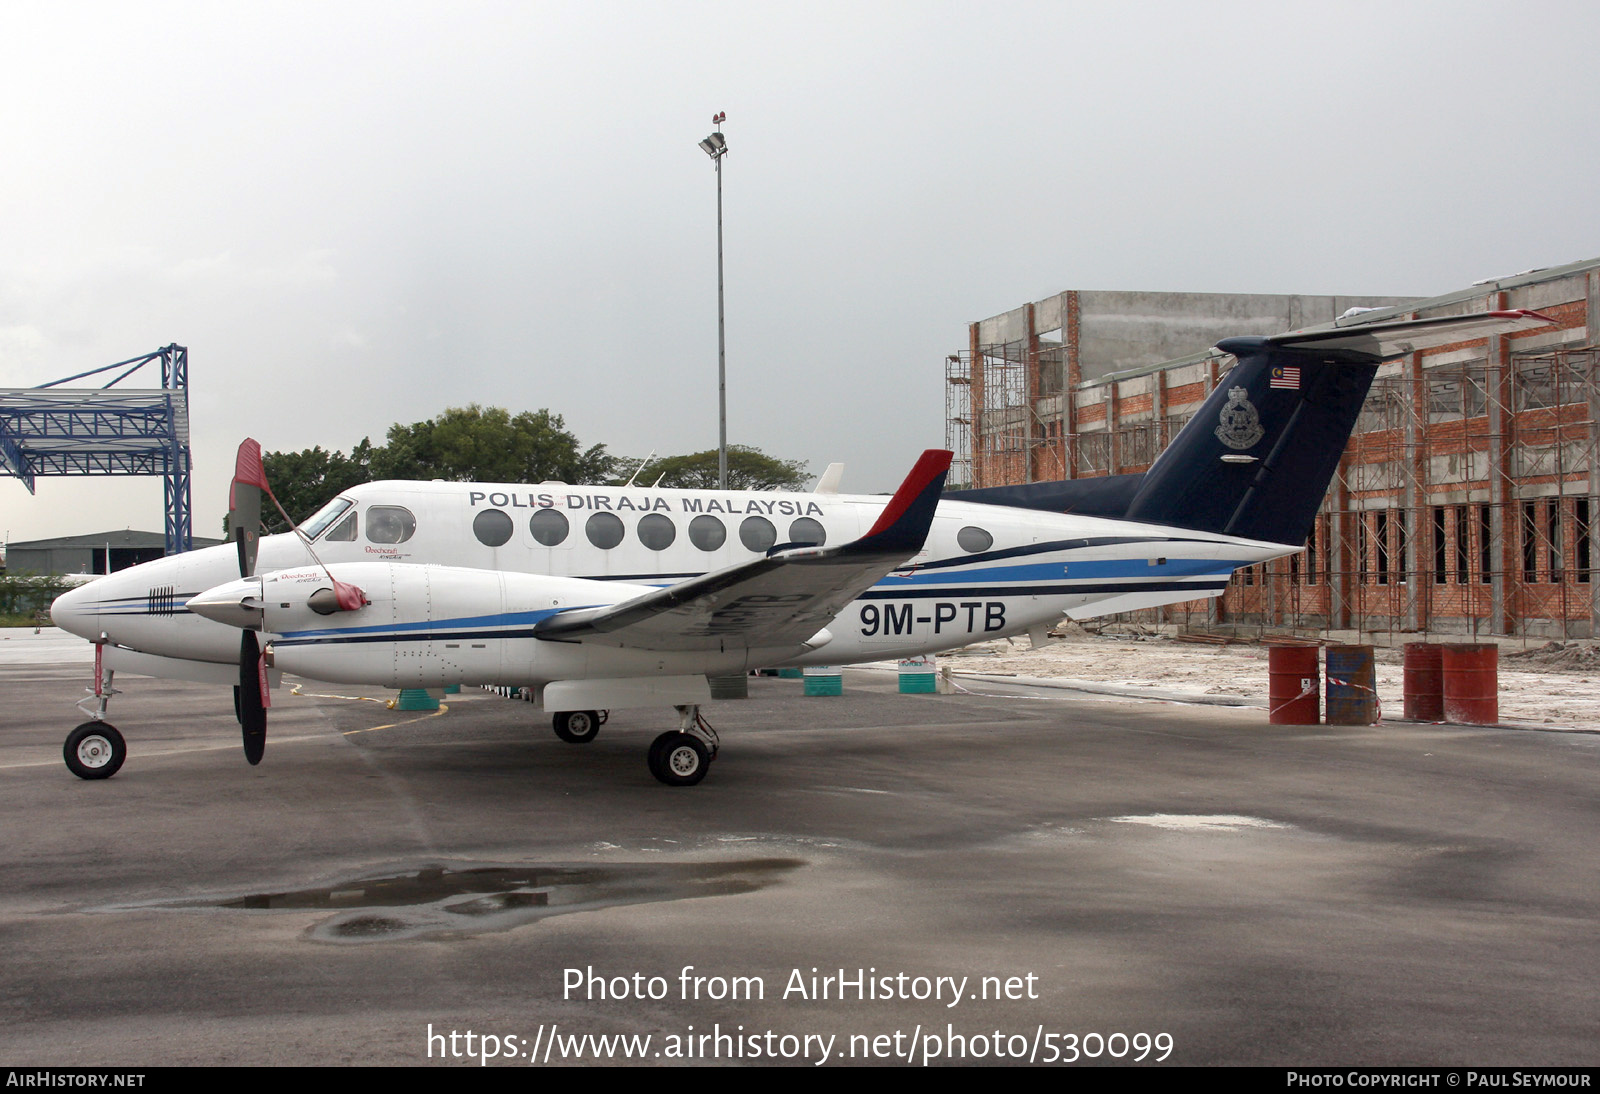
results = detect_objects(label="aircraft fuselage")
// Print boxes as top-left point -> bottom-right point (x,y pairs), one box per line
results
52,478 -> 1290,690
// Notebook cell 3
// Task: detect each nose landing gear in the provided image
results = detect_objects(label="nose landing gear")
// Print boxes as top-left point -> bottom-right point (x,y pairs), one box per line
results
65,654 -> 124,780
64,722 -> 126,780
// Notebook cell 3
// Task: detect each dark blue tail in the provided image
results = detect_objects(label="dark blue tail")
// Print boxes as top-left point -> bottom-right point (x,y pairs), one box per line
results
951,340 -> 1378,546
1120,339 -> 1378,544
949,311 -> 1558,546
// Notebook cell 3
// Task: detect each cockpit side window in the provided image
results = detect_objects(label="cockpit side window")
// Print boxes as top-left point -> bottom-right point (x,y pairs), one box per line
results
302,497 -> 354,541
366,505 -> 417,544
325,512 -> 358,542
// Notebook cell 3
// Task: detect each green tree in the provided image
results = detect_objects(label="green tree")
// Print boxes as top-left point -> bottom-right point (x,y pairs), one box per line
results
0,571 -> 74,622
258,440 -> 374,532
370,405 -> 613,485
632,446 -> 809,490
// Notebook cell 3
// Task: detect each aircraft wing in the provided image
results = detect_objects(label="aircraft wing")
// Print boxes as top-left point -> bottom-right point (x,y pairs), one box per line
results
534,450 -> 951,652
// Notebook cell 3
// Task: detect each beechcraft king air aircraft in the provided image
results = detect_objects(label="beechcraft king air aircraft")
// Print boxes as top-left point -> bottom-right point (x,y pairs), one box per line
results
50,310 -> 1554,786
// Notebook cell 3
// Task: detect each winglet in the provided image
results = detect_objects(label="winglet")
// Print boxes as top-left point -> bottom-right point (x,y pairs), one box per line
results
852,449 -> 952,555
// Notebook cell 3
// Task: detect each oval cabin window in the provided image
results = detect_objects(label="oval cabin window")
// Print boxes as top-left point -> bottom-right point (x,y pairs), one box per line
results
586,512 -> 625,550
472,509 -> 513,547
529,508 -> 569,546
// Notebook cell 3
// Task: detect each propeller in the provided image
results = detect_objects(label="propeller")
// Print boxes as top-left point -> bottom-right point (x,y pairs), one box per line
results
213,438 -> 366,767
228,439 -> 272,766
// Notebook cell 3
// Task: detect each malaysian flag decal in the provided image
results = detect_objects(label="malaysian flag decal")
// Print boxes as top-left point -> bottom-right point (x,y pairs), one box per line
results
1270,365 -> 1301,390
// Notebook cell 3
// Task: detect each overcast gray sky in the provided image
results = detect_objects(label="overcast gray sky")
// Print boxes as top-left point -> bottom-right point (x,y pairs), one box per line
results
3,0 -> 1597,546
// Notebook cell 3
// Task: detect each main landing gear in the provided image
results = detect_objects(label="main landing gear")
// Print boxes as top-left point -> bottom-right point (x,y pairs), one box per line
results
646,705 -> 720,787
552,704 -> 720,786
551,709 -> 608,744
65,659 -> 124,780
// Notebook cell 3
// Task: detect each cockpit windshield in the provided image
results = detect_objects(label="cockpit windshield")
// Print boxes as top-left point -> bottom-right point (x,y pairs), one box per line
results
300,497 -> 355,541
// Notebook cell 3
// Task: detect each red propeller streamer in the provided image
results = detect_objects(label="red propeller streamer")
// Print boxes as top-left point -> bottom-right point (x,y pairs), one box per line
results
233,438 -> 369,610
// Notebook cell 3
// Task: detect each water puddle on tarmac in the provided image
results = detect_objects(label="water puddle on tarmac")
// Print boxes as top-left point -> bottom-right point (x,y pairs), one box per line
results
1106,814 -> 1292,832
103,859 -> 803,943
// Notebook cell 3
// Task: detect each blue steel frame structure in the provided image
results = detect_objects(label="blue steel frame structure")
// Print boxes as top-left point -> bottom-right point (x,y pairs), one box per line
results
0,346 -> 193,554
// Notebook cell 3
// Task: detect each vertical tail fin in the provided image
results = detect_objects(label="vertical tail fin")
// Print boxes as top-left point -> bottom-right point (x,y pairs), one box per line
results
948,311 -> 1555,546
1122,340 -> 1377,545
1123,310 -> 1554,544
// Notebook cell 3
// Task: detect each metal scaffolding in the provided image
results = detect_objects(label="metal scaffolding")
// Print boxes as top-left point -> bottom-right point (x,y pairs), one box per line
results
0,346 -> 193,554
949,334 -> 1600,641
1223,342 -> 1600,642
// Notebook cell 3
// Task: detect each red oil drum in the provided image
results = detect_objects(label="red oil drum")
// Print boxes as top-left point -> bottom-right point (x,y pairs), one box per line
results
1402,643 -> 1444,721
1442,644 -> 1498,725
1325,644 -> 1378,725
1268,646 -> 1320,725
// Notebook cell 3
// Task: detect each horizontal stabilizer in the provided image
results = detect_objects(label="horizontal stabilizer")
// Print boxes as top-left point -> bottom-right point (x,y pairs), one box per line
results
1266,309 -> 1555,361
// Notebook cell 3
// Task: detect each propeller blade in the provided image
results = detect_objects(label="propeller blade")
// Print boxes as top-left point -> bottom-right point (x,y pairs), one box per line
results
228,439 -> 270,578
239,630 -> 267,765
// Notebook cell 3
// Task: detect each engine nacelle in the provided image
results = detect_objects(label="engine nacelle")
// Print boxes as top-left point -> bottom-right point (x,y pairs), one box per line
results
193,560 -> 804,691
257,562 -> 629,687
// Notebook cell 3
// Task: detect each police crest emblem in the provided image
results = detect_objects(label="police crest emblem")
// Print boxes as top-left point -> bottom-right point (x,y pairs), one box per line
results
1215,386 -> 1265,450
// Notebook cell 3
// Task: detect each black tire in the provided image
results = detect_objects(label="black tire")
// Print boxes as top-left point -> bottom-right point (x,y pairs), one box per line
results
648,731 -> 709,787
64,722 -> 126,780
552,710 -> 601,744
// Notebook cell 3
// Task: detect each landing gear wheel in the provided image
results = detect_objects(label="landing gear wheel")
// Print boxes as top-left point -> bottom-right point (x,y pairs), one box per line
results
552,710 -> 602,744
64,722 -> 125,780
648,731 -> 710,787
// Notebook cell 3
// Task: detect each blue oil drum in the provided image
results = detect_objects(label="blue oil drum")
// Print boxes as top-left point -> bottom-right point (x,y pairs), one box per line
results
1324,644 -> 1378,725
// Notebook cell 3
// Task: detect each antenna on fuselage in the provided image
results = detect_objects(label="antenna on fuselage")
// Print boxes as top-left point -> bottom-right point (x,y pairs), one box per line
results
623,451 -> 656,488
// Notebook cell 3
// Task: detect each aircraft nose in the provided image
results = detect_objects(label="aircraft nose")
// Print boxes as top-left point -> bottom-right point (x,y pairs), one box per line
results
50,581 -> 100,640
186,578 -> 264,630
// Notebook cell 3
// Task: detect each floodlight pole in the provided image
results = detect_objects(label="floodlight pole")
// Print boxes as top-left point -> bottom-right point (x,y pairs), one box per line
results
715,144 -> 726,491
699,114 -> 729,490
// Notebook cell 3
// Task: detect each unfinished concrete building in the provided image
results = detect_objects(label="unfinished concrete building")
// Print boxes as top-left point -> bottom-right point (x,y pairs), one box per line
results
945,258 -> 1600,639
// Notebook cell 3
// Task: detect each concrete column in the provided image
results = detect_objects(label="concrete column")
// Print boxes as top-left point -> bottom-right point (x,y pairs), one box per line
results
968,322 -> 983,488
1105,386 -> 1118,475
1404,349 -> 1426,632
1330,451 -> 1354,631
1589,271 -> 1599,636
1488,326 -> 1513,636
1025,303 -> 1040,482
1065,291 -> 1081,480
1154,367 -> 1168,448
